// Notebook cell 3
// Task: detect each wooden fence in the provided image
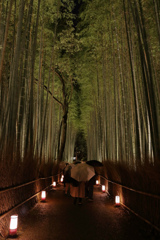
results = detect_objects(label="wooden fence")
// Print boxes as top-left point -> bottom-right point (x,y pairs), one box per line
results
99,175 -> 160,233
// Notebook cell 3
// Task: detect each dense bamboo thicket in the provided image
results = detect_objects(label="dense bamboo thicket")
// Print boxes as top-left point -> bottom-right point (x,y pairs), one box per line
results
77,0 -> 160,168
0,1 -> 159,234
0,0 -> 79,185
0,0 -> 159,187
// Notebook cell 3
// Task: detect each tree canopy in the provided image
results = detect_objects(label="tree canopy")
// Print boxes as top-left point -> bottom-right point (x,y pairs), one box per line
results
0,0 -> 159,169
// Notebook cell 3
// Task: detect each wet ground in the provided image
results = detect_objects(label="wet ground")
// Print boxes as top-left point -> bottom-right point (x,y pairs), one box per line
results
6,184 -> 157,240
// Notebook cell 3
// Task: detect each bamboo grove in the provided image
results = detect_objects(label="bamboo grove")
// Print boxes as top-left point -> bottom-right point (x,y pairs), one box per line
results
77,0 -> 160,167
0,0 -> 78,168
0,0 -> 159,174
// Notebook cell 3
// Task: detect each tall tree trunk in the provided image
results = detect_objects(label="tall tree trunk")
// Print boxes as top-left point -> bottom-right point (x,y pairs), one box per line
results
57,105 -> 68,162
0,0 -> 13,82
123,0 -> 142,163
153,0 -> 160,44
112,5 -> 128,162
8,0 -> 25,155
131,0 -> 160,162
17,0 -> 34,157
29,0 -> 41,153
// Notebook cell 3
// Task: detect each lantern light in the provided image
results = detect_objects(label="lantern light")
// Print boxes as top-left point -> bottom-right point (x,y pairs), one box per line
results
102,185 -> 105,192
96,180 -> 99,185
61,177 -> 63,182
115,196 -> 120,206
52,181 -> 56,187
9,215 -> 18,236
41,191 -> 46,201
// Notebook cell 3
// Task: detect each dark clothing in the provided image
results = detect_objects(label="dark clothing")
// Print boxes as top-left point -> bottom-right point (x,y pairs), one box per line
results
63,166 -> 72,184
73,197 -> 82,205
86,175 -> 96,200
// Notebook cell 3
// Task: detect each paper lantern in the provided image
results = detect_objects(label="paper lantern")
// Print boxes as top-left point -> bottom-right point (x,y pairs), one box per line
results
115,196 -> 120,206
102,185 -> 105,192
96,180 -> 99,185
61,177 -> 64,182
41,191 -> 46,201
52,181 -> 56,187
9,215 -> 18,236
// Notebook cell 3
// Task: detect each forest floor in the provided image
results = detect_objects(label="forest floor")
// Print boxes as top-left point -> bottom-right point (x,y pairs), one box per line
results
4,184 -> 159,240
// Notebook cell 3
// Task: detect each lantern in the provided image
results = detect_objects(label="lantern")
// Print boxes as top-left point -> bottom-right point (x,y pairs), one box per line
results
96,180 -> 99,185
115,196 -> 120,206
61,176 -> 64,182
9,215 -> 18,236
41,191 -> 46,201
52,181 -> 56,187
102,185 -> 105,192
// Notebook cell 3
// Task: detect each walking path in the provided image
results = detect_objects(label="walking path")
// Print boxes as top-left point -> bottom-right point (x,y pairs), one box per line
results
8,184 -> 152,240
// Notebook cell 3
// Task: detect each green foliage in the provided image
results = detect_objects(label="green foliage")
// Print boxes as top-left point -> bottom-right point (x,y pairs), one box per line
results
0,0 -> 159,168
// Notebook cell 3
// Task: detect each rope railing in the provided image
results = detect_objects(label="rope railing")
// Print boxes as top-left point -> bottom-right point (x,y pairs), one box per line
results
99,174 -> 160,232
99,175 -> 160,199
0,189 -> 43,221
0,177 -> 51,194
1,172 -> 160,233
120,202 -> 160,233
0,173 -> 61,221
0,172 -> 62,194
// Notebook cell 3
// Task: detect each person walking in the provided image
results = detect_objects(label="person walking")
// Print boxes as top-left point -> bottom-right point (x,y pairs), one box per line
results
63,164 -> 71,195
70,181 -> 86,205
85,171 -> 97,201
86,175 -> 96,201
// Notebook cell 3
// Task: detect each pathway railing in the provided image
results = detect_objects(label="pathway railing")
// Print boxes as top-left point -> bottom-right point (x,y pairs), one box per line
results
0,172 -> 65,237
98,174 -> 160,232
1,171 -> 159,236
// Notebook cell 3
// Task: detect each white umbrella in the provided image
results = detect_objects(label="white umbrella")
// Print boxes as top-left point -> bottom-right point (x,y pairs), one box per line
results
71,162 -> 95,182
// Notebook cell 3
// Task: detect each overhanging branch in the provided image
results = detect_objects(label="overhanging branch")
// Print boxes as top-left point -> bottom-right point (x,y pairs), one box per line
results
34,78 -> 63,107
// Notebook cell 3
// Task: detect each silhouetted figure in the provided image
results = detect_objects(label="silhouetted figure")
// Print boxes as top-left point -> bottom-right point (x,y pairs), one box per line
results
63,164 -> 71,195
86,174 -> 97,201
70,181 -> 85,205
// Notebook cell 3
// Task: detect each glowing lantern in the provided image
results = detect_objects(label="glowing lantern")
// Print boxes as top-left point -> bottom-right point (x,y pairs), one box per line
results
61,176 -> 64,182
9,215 -> 18,236
41,191 -> 46,201
115,196 -> 120,206
102,185 -> 105,192
52,181 -> 56,187
96,180 -> 99,185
